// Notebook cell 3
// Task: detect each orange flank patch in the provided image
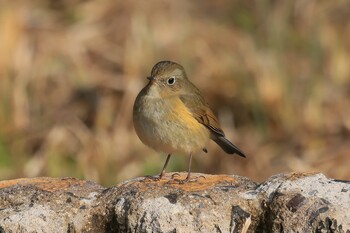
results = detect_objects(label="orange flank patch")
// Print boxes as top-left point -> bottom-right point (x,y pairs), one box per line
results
170,98 -> 207,133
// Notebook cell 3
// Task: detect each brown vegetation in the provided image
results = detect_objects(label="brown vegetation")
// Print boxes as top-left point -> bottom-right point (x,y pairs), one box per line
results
0,0 -> 349,186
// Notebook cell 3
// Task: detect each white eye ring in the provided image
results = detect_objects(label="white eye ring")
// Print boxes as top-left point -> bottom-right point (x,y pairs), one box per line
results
167,77 -> 176,85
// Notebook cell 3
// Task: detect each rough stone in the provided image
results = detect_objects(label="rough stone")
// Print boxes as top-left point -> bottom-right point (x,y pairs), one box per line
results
0,177 -> 106,232
104,173 -> 261,232
257,173 -> 350,233
0,173 -> 349,233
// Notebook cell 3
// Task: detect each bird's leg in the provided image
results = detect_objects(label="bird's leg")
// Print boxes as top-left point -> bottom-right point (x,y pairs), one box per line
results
158,153 -> 172,179
143,154 -> 172,182
181,152 -> 193,183
166,153 -> 199,184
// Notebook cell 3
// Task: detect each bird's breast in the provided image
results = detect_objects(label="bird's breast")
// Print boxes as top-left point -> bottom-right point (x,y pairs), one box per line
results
133,94 -> 210,154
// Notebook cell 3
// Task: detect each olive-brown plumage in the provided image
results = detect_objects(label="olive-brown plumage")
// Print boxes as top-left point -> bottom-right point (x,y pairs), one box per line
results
133,61 -> 245,182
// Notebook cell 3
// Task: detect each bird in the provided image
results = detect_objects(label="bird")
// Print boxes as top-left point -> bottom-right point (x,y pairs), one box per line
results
133,61 -> 245,183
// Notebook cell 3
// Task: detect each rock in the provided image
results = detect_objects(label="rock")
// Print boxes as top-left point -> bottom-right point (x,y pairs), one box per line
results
104,173 -> 261,232
0,173 -> 349,233
257,173 -> 350,233
0,177 -> 106,232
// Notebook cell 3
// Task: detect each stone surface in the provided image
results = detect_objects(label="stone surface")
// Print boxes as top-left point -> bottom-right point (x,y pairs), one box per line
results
0,173 -> 349,233
0,177 -> 106,232
106,173 -> 261,232
257,173 -> 350,233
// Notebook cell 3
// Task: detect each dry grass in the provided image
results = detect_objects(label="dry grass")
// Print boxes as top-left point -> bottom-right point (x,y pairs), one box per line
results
0,0 -> 349,186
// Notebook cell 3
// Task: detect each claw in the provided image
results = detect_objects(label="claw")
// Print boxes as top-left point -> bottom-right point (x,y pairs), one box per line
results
166,176 -> 198,184
143,175 -> 161,182
170,173 -> 181,179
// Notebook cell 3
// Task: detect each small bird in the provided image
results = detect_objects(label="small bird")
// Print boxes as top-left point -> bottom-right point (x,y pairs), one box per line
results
133,61 -> 245,183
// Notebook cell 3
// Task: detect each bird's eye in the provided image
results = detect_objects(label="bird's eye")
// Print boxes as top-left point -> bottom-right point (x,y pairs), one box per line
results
167,77 -> 176,85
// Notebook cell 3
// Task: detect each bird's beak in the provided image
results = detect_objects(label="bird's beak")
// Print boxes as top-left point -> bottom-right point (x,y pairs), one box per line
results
147,76 -> 156,84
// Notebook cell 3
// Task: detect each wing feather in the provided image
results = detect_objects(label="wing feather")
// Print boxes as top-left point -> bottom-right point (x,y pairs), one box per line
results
179,94 -> 224,136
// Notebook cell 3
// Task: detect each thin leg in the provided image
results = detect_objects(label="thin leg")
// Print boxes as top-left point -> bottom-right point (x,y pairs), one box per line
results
182,153 -> 193,183
159,154 -> 172,179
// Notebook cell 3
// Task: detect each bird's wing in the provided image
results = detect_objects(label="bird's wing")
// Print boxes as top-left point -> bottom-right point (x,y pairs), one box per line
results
180,93 -> 246,157
179,94 -> 225,136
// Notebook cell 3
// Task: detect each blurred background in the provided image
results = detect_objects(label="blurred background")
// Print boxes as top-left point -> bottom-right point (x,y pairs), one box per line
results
1,0 -> 349,186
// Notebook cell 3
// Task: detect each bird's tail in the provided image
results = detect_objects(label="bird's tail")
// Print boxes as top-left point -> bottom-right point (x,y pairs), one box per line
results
211,135 -> 246,157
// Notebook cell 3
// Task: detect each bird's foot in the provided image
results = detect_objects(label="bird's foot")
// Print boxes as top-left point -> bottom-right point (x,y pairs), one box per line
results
167,174 -> 206,184
142,175 -> 161,182
170,172 -> 181,179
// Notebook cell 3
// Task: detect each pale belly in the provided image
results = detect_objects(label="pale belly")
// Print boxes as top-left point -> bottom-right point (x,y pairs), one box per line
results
133,95 -> 210,154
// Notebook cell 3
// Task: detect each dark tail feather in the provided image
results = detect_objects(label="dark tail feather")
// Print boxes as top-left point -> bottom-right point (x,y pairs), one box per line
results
212,136 -> 246,157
